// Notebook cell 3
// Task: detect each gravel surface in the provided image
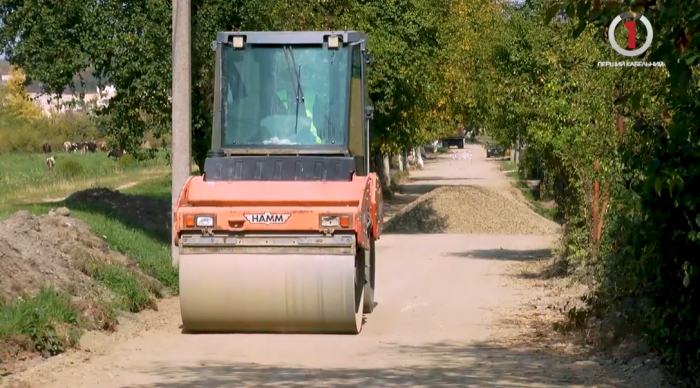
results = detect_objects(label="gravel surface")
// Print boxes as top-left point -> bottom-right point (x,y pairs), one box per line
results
384,185 -> 559,235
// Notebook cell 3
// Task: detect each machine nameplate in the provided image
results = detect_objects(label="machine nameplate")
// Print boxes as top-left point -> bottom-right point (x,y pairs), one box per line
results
244,212 -> 291,224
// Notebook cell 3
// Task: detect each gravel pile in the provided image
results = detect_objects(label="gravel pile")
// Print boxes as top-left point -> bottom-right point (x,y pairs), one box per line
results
384,186 -> 559,235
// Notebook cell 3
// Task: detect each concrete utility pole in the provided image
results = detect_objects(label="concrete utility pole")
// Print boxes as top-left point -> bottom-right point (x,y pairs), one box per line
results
171,0 -> 192,267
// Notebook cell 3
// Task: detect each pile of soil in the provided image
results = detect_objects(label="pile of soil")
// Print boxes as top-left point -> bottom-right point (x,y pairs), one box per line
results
0,209 -> 164,369
384,186 -> 560,235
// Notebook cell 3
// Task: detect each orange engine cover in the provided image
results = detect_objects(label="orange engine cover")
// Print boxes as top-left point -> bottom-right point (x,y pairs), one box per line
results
173,173 -> 382,250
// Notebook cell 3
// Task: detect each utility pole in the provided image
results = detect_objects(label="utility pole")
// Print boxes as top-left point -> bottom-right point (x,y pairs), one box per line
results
171,0 -> 191,267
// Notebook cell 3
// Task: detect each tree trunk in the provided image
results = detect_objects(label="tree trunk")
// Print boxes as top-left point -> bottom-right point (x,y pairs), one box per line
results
415,146 -> 424,169
396,153 -> 404,172
401,149 -> 409,171
381,155 -> 391,188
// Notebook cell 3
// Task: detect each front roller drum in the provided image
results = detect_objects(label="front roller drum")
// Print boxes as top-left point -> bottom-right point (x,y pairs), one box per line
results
179,253 -> 365,334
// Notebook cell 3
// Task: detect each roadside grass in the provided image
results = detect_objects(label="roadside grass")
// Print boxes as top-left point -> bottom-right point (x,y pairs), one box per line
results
0,288 -> 82,358
122,175 -> 171,201
500,160 -> 517,171
0,150 -> 169,206
502,161 -> 560,222
0,171 -> 175,368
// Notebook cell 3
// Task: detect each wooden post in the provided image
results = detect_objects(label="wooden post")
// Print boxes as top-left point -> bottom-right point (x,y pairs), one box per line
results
171,0 -> 192,267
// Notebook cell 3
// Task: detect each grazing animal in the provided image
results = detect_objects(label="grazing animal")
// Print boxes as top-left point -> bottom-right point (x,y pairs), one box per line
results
97,141 -> 108,151
42,143 -> 52,154
63,141 -> 72,153
86,140 -> 97,153
46,156 -> 56,171
108,149 -> 126,159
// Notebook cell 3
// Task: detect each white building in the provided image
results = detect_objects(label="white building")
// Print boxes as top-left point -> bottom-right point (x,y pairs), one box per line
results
1,72 -> 116,115
28,85 -> 116,116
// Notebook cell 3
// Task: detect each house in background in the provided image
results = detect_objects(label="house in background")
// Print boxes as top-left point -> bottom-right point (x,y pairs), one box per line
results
0,60 -> 115,115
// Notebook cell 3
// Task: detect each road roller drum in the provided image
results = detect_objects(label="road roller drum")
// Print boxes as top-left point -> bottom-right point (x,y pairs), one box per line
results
179,253 -> 366,334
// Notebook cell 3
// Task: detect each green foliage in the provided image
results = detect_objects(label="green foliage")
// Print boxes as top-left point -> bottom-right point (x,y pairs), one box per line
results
0,0 -> 498,169
0,79 -> 104,153
528,0 -> 700,380
0,287 -> 80,357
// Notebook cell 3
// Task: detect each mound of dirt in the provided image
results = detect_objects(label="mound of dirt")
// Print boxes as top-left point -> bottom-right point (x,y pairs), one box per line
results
0,209 -> 164,326
384,186 -> 560,234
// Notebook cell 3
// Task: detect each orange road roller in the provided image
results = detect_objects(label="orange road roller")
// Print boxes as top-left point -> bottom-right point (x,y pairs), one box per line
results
172,31 -> 383,334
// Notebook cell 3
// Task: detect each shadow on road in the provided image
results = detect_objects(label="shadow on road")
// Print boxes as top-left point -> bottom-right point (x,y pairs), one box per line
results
410,176 -> 485,182
394,183 -> 442,194
449,248 -> 553,262
47,188 -> 172,245
123,341 -> 620,387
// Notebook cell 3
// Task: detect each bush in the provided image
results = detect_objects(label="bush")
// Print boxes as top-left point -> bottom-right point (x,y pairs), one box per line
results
56,158 -> 84,178
116,154 -> 137,170
0,113 -> 101,154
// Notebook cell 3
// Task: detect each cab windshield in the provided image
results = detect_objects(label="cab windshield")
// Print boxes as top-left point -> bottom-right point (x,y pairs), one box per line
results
220,44 -> 351,148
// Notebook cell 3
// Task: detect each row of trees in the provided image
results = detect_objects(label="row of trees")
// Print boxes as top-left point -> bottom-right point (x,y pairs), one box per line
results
470,0 -> 699,383
0,0 -> 498,172
1,0 -> 699,382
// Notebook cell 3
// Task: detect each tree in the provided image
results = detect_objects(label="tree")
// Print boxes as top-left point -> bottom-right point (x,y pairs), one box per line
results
538,0 -> 700,380
1,66 -> 42,120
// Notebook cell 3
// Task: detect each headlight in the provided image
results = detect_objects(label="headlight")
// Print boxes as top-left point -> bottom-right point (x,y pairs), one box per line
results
184,215 -> 215,228
195,216 -> 214,227
321,216 -> 340,227
320,215 -> 351,228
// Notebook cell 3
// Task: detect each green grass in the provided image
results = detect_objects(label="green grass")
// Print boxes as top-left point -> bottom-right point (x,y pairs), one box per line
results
0,150 -> 169,203
122,175 -> 171,201
77,209 -> 177,292
0,288 -> 82,357
500,160 -> 517,171
0,172 -> 176,367
503,163 -> 560,222
82,261 -> 156,313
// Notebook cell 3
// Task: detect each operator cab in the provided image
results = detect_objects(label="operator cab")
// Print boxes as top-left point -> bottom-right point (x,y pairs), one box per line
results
205,31 -> 374,182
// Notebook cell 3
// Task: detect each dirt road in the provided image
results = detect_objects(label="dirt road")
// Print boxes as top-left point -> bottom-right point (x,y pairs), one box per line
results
8,145 -> 663,387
